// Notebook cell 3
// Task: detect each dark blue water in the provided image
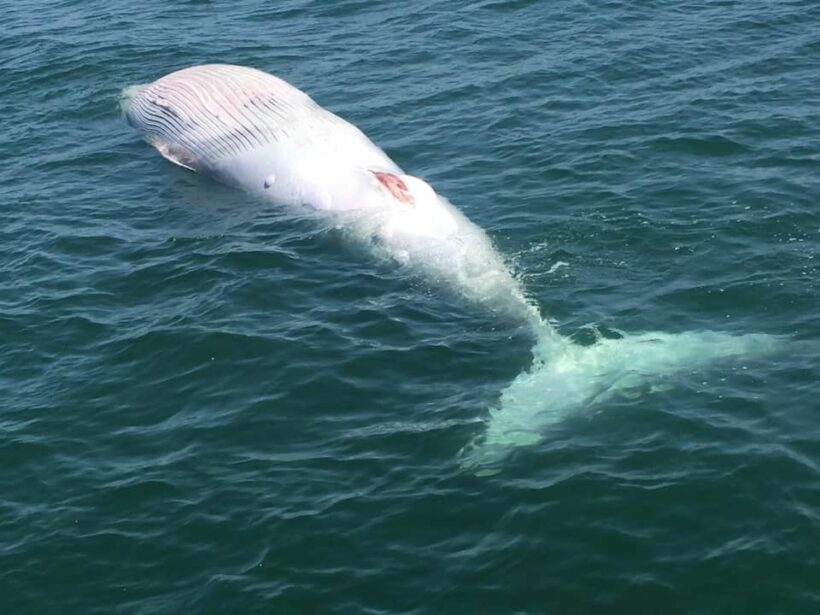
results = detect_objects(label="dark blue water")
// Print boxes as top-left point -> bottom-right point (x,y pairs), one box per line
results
2,1 -> 818,612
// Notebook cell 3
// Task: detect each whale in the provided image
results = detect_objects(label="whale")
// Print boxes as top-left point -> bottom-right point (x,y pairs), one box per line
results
122,64 -> 784,474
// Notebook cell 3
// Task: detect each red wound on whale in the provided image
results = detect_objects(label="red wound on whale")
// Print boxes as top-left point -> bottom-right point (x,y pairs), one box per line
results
372,171 -> 415,205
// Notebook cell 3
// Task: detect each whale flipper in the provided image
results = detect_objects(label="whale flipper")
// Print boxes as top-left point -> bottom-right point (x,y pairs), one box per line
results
151,137 -> 201,172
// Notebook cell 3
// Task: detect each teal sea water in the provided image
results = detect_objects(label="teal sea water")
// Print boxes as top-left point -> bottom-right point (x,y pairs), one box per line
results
2,0 -> 819,611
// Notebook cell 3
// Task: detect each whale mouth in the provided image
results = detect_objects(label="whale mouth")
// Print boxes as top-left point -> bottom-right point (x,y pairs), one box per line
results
371,170 -> 416,206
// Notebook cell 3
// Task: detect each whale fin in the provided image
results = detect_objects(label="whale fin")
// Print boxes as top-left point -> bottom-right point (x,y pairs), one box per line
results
151,137 -> 201,172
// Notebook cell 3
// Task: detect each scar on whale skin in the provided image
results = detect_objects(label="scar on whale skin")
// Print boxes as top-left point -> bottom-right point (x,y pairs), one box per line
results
371,170 -> 415,205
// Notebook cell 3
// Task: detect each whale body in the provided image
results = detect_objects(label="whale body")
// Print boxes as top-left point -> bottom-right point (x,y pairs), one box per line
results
123,64 -> 541,324
123,64 -> 783,474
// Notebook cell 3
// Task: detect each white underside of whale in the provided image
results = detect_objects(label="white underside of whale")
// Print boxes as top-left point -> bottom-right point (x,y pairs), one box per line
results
123,64 -> 784,474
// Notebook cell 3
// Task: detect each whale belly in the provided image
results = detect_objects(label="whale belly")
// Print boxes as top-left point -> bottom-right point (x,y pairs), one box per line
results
123,64 -> 540,324
122,64 -> 401,206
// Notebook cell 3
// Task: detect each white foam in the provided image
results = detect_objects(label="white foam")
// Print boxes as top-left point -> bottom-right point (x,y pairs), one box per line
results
547,260 -> 569,274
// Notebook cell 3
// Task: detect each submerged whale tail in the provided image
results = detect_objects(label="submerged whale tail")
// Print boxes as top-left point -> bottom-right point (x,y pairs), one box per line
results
460,325 -> 785,474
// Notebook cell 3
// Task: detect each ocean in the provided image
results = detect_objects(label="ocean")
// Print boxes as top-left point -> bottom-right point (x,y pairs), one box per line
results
2,0 -> 818,612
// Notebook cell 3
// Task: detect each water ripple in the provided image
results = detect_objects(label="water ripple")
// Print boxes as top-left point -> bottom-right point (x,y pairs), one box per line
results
1,0 -> 818,612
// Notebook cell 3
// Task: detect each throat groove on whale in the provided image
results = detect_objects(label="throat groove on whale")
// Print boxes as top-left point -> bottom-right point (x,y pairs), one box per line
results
126,65 -> 317,158
123,64 -> 402,188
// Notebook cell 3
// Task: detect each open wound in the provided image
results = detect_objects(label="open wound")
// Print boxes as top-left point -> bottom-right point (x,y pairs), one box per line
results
371,171 -> 415,206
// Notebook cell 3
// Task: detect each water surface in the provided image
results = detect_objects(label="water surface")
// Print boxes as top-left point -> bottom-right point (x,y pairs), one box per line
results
2,0 -> 818,612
